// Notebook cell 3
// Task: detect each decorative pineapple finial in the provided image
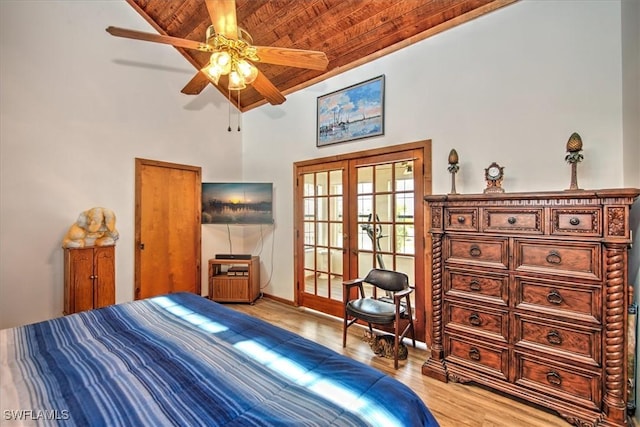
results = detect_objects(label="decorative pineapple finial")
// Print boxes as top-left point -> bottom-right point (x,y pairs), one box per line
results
565,132 -> 584,191
447,149 -> 459,194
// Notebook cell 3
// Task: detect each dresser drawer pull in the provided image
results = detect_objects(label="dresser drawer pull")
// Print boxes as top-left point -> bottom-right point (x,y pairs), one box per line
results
546,289 -> 564,305
508,216 -> 517,224
468,313 -> 482,326
469,245 -> 482,257
469,347 -> 481,361
569,217 -> 581,226
546,330 -> 563,345
546,371 -> 562,386
469,280 -> 481,291
457,216 -> 466,223
545,251 -> 562,265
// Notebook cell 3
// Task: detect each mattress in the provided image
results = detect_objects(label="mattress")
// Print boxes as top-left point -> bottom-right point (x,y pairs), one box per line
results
1,292 -> 438,426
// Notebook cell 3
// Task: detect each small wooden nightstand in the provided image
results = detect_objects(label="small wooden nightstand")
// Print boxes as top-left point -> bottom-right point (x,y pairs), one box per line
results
208,256 -> 260,303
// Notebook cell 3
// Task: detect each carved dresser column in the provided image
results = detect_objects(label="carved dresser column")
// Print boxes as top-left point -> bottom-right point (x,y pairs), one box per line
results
424,188 -> 639,427
423,198 -> 447,381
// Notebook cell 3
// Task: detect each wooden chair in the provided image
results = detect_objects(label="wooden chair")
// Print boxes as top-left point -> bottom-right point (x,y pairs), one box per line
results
342,269 -> 416,369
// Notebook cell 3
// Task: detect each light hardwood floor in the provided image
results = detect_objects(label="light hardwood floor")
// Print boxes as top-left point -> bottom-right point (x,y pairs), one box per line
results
228,297 -> 576,427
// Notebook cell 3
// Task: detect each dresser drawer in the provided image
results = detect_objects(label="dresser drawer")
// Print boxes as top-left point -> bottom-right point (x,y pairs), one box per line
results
514,314 -> 601,366
445,236 -> 509,269
515,352 -> 601,410
445,269 -> 508,305
444,208 -> 478,231
445,302 -> 508,341
551,208 -> 601,237
514,239 -> 601,280
445,335 -> 508,381
482,208 -> 543,234
513,276 -> 601,323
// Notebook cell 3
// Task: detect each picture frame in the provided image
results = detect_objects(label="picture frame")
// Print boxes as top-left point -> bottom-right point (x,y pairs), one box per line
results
316,75 -> 385,147
201,182 -> 274,224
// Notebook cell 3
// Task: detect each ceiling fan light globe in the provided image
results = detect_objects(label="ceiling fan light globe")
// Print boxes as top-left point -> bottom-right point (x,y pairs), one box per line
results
210,51 -> 232,74
204,65 -> 222,85
228,70 -> 246,90
237,60 -> 258,84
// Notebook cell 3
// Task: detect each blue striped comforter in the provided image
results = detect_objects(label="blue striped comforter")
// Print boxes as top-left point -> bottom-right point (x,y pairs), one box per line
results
1,293 -> 438,426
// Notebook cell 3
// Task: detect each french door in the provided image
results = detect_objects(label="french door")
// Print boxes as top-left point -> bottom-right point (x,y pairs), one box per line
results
294,141 -> 431,341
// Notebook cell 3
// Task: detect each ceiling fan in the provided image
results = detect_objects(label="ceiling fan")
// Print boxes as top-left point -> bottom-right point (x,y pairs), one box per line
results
106,0 -> 329,106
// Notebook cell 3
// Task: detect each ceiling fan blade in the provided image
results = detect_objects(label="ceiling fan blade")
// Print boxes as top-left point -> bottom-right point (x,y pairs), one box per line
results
106,26 -> 214,52
253,46 -> 328,71
205,0 -> 238,40
181,71 -> 212,95
252,72 -> 286,105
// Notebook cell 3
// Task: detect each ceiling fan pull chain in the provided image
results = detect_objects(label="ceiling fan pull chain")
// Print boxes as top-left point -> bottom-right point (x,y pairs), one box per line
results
237,90 -> 241,132
227,95 -> 232,132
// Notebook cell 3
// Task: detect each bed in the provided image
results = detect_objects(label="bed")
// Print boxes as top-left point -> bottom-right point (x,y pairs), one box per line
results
1,292 -> 439,426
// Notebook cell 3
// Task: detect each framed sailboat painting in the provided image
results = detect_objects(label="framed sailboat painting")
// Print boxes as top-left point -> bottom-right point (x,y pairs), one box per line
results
316,75 -> 385,147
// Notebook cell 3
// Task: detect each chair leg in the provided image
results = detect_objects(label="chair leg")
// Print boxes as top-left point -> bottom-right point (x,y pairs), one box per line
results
404,296 -> 416,348
410,319 -> 416,347
393,323 -> 400,369
399,320 -> 416,348
342,312 -> 348,347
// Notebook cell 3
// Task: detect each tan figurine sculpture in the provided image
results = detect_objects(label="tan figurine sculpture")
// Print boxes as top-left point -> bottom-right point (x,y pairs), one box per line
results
62,207 -> 119,248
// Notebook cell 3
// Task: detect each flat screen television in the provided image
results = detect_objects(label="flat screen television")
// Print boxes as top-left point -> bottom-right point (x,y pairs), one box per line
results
202,182 -> 274,224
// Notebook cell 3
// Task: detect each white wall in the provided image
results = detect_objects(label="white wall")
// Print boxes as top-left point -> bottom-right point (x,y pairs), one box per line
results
1,0 -> 637,328
622,0 -> 640,415
244,0 -> 638,300
0,1 -> 241,329
622,0 -> 640,291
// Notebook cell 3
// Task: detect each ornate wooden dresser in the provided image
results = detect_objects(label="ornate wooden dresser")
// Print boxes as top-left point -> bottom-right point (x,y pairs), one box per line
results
424,188 -> 639,427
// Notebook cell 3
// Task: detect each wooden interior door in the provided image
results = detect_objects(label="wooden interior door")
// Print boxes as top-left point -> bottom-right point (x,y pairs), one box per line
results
135,158 -> 201,299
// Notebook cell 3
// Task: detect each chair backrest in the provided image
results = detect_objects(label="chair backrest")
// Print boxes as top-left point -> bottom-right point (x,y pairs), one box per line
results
363,269 -> 409,292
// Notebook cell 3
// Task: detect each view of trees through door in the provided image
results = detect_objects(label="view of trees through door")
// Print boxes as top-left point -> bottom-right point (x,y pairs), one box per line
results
294,141 -> 431,341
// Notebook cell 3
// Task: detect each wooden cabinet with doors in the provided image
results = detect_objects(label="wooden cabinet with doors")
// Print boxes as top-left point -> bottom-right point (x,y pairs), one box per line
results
424,188 -> 640,427
208,257 -> 260,303
64,246 -> 115,315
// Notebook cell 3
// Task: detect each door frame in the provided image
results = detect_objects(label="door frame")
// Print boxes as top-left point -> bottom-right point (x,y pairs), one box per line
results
293,140 -> 432,341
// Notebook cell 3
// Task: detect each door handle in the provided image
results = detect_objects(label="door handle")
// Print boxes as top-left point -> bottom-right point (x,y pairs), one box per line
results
139,243 -> 145,250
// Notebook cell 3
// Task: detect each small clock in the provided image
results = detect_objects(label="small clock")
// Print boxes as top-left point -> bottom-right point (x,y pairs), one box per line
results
484,162 -> 505,194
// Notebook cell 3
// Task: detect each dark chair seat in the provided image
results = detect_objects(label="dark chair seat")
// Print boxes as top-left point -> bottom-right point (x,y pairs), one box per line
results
346,298 -> 404,324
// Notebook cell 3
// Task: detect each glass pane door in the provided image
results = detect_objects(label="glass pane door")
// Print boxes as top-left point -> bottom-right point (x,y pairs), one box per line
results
299,162 -> 347,312
294,142 -> 429,340
354,160 -> 415,309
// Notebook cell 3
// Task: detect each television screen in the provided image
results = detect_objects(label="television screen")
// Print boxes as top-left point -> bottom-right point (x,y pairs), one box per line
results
202,182 -> 274,224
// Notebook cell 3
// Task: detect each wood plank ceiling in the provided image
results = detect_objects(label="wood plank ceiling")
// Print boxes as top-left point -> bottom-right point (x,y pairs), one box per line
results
124,0 -> 516,111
